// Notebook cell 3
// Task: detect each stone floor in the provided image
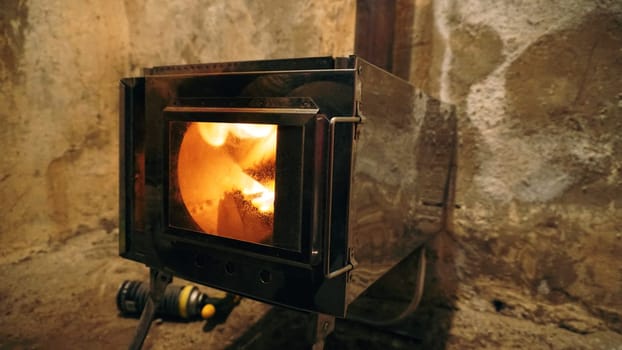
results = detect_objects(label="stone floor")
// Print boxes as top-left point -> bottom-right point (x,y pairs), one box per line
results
1,228 -> 621,349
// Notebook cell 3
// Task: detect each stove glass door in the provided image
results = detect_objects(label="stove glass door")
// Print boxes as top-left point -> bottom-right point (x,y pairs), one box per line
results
169,120 -> 281,247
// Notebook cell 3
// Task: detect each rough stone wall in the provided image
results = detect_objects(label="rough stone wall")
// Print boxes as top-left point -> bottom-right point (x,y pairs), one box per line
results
406,0 -> 622,348
0,0 -> 355,259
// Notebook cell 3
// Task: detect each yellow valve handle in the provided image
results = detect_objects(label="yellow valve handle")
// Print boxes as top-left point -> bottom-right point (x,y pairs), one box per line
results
201,304 -> 216,319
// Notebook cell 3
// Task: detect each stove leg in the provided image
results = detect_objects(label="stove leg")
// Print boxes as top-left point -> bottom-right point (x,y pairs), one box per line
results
128,268 -> 172,350
309,313 -> 335,350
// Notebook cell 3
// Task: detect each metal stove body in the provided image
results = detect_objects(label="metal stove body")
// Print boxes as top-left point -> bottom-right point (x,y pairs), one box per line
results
119,56 -> 455,318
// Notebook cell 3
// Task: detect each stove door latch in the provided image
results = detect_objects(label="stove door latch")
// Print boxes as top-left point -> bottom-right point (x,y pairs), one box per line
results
325,116 -> 361,280
325,248 -> 358,279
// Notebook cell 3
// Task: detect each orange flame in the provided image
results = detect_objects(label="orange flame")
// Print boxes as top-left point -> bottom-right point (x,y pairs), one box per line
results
176,122 -> 277,243
240,178 -> 275,213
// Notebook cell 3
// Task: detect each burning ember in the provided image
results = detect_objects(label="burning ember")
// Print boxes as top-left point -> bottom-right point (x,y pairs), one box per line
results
176,122 -> 277,244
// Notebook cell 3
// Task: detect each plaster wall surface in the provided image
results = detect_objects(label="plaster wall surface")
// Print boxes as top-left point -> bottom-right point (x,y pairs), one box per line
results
0,1 -> 356,348
0,0 -> 355,254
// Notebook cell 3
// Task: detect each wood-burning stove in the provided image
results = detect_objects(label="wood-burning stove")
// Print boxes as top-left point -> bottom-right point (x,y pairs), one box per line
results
119,56 -> 455,336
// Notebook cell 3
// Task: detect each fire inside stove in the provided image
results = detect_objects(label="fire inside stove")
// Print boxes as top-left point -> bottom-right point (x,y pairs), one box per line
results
170,121 -> 278,247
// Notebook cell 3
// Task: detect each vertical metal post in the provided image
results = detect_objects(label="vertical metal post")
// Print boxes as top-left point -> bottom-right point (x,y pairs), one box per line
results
355,0 -> 416,80
128,269 -> 172,350
308,313 -> 336,350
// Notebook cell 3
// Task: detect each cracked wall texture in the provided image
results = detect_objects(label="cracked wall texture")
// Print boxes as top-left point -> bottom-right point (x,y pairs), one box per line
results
1,0 -> 621,349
